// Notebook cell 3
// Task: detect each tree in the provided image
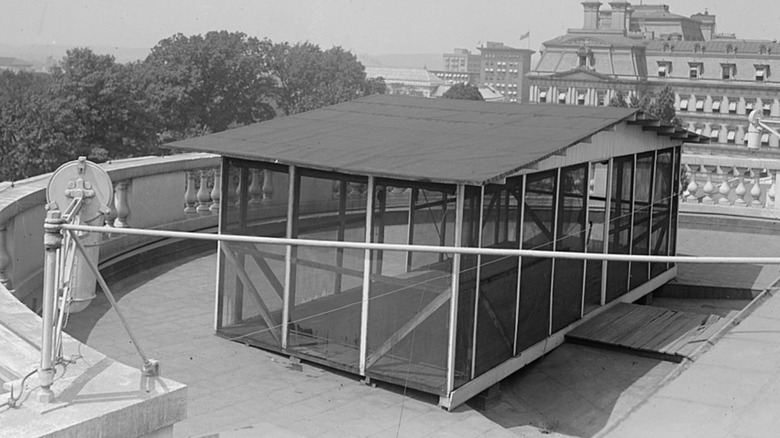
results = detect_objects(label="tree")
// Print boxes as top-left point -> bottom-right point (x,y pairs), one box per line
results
263,41 -> 379,115
142,31 -> 276,140
609,86 -> 681,127
50,48 -> 159,160
441,83 -> 484,101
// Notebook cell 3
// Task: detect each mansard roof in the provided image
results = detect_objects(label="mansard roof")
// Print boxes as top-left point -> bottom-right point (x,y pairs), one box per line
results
542,32 -> 647,49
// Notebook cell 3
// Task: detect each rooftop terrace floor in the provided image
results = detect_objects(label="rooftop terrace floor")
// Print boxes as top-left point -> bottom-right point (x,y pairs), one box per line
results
61,227 -> 780,437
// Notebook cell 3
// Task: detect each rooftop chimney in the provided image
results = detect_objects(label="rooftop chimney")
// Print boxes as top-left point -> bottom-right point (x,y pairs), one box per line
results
582,1 -> 602,30
609,1 -> 630,33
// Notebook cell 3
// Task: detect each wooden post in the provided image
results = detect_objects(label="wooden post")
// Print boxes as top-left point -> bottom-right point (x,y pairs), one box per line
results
513,175 -> 526,356
601,158 -> 613,306
446,184 -> 465,395
334,178 -> 347,293
469,186 -> 485,380
405,187 -> 419,271
359,176 -> 375,375
282,166 -> 299,350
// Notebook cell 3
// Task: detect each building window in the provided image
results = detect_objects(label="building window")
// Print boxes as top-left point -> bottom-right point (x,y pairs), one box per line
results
710,129 -> 720,140
539,90 -> 547,103
746,101 -> 755,113
727,130 -> 736,143
726,44 -> 734,54
721,64 -> 735,80
762,133 -> 770,144
712,100 -> 722,112
764,102 -> 772,116
689,63 -> 703,79
558,91 -> 567,104
695,100 -> 704,112
597,91 -> 606,106
728,101 -> 738,113
679,97 -> 689,110
577,90 -> 587,105
756,65 -> 769,82
695,127 -> 703,135
657,62 -> 671,77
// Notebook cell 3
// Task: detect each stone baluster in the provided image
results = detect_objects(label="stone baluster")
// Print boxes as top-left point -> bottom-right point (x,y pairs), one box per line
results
0,222 -> 11,290
685,165 -> 699,203
701,165 -> 716,204
750,169 -> 763,208
196,169 -> 212,214
210,167 -> 221,213
716,166 -> 731,205
104,202 -> 117,228
733,167 -> 747,207
113,181 -> 131,228
262,169 -> 274,204
184,171 -> 198,214
248,169 -> 263,205
767,169 -> 777,209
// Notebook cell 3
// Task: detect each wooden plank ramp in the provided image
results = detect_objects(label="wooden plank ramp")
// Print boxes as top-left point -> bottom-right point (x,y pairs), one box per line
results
566,303 -> 736,362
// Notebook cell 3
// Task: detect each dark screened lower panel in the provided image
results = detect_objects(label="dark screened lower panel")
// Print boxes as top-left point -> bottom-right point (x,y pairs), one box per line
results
474,255 -> 519,377
516,258 -> 552,352
551,258 -> 584,333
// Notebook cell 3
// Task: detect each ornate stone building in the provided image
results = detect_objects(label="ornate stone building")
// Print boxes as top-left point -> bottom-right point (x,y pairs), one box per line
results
527,1 -> 780,147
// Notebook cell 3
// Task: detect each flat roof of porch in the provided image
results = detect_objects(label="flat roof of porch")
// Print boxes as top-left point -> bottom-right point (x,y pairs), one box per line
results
168,95 -> 650,185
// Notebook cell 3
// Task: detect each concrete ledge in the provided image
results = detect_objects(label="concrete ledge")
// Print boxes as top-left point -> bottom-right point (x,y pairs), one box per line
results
0,284 -> 187,437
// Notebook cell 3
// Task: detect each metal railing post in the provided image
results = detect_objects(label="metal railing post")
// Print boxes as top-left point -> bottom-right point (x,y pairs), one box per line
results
38,210 -> 63,402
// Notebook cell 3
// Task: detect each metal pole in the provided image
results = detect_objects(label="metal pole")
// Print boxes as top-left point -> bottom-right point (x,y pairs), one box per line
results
66,229 -> 159,376
38,210 -> 63,403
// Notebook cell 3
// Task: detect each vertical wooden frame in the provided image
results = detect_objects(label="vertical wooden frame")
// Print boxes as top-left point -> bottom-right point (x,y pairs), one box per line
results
469,185 -> 486,380
548,168 -> 561,336
215,158 -> 229,331
359,176 -> 375,375
627,154 -> 637,291
446,184 -> 465,395
513,175 -> 527,356
281,165 -> 299,350
601,158 -> 613,306
405,188 -> 419,271
580,163 -> 591,319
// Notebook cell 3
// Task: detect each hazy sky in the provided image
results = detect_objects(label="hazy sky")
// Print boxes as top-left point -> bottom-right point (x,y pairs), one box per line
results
2,0 -> 780,55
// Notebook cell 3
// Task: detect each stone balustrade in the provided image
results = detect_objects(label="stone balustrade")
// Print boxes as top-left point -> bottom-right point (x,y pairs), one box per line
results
0,153 -> 221,307
680,153 -> 780,219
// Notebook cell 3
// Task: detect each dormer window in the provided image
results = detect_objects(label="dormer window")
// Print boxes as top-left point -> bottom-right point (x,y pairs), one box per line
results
694,44 -> 702,53
726,44 -> 734,54
539,90 -> 547,103
657,62 -> 671,77
756,65 -> 770,82
577,46 -> 594,69
760,45 -> 768,55
558,91 -> 567,104
721,64 -> 736,80
689,63 -> 703,79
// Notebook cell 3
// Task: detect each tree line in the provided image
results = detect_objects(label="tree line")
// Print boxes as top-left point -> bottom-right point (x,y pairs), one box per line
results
0,31 -> 386,182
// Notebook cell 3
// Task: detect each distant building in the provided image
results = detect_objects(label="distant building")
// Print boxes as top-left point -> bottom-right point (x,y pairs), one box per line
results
431,84 -> 507,102
477,42 -> 534,103
365,66 -> 446,98
0,57 -> 35,73
527,1 -> 780,147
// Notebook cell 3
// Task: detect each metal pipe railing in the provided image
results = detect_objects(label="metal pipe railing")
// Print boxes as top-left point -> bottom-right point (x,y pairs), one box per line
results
60,222 -> 780,265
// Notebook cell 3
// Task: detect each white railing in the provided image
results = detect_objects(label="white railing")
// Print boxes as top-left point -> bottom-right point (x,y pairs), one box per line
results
680,153 -> 780,219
